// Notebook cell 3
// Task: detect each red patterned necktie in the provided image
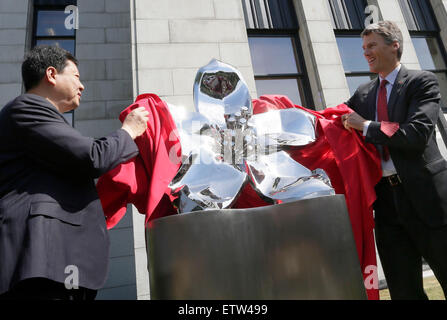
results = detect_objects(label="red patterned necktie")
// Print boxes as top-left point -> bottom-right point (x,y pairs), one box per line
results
377,79 -> 390,161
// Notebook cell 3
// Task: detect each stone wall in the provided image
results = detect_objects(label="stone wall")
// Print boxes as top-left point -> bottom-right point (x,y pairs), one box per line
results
294,0 -> 351,109
75,0 -> 137,300
75,0 -> 134,138
131,0 -> 256,112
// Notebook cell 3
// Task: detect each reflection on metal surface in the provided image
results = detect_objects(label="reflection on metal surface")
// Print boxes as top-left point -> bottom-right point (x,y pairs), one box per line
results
167,59 -> 335,213
246,151 -> 335,204
201,72 -> 237,99
193,59 -> 253,127
169,149 -> 248,212
147,195 -> 367,300
250,108 -> 316,147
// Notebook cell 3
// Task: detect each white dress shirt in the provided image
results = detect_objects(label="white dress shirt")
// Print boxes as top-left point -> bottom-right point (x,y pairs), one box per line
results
363,64 -> 401,177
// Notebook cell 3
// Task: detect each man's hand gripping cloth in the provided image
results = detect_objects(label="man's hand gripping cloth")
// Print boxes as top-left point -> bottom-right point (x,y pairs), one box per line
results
96,94 -> 181,229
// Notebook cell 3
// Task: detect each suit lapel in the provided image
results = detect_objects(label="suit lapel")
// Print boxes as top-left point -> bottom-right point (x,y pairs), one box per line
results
388,66 -> 409,121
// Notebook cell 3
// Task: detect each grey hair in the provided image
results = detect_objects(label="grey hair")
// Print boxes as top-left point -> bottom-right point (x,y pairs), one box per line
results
361,21 -> 404,60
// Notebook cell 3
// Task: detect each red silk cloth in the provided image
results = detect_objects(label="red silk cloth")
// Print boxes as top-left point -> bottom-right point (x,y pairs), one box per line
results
96,94 -> 382,300
96,94 -> 181,228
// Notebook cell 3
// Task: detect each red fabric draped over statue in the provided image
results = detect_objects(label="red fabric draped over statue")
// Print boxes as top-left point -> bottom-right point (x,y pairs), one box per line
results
96,94 -> 382,300
96,94 -> 182,228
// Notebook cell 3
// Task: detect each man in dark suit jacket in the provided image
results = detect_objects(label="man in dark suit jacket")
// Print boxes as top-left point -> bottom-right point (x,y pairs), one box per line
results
0,45 -> 149,299
343,21 -> 447,299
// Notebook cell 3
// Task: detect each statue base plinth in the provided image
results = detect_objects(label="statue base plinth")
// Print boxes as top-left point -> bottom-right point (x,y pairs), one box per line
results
146,195 -> 366,300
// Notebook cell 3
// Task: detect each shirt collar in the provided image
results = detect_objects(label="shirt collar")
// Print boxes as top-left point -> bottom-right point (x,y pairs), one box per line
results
379,64 -> 401,86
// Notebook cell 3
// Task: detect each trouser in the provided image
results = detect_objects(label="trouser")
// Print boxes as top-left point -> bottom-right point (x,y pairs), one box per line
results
374,177 -> 447,300
0,277 -> 97,300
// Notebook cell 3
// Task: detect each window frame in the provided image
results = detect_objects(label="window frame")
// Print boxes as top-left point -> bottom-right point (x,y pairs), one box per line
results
334,30 -> 377,95
410,31 -> 447,74
32,4 -> 77,52
31,1 -> 77,126
247,29 -> 315,109
329,0 -> 376,94
329,0 -> 369,31
409,30 -> 447,112
399,0 -> 447,114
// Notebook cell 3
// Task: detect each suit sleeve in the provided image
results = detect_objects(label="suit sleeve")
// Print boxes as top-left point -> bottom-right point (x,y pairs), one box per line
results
365,71 -> 441,152
345,90 -> 359,111
10,102 -> 139,178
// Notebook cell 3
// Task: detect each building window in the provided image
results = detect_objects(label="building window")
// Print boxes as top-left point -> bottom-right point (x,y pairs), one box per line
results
242,0 -> 314,107
411,34 -> 447,110
32,0 -> 77,125
242,0 -> 298,29
248,35 -> 308,106
328,0 -> 369,30
399,0 -> 447,110
398,0 -> 437,32
411,35 -> 447,103
330,0 -> 375,95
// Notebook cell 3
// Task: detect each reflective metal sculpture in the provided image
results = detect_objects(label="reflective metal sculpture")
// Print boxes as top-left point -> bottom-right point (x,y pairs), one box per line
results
147,195 -> 367,299
168,59 -> 334,213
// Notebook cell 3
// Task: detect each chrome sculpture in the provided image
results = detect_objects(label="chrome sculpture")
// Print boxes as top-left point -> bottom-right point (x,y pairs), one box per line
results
168,59 -> 334,213
147,60 -> 367,300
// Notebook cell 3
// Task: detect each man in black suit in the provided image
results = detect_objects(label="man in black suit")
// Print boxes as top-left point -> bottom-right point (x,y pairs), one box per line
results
343,21 -> 447,299
0,45 -> 149,300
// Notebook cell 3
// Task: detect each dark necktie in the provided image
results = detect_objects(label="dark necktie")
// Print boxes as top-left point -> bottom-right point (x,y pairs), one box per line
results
377,79 -> 390,161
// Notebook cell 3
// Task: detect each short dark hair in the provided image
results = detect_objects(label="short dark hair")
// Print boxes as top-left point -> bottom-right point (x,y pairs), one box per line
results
361,21 -> 404,60
22,45 -> 78,91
